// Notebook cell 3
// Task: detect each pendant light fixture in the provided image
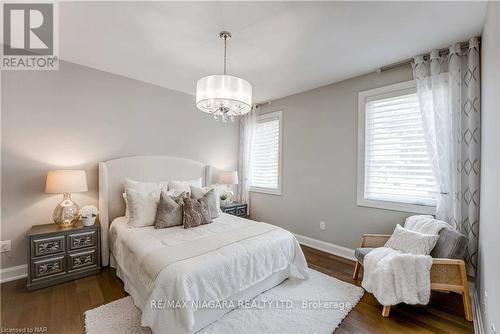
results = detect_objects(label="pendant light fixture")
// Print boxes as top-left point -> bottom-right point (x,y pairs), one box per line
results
196,31 -> 252,122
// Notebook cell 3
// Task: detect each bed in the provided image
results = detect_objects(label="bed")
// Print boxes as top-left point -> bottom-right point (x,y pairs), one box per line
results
98,156 -> 308,334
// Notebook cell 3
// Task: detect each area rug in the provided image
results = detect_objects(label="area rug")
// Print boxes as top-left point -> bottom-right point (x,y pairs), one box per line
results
85,269 -> 364,334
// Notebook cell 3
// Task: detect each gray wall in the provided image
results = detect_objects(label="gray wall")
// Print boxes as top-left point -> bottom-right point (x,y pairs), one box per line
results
478,2 -> 500,332
252,66 -> 414,249
1,61 -> 239,268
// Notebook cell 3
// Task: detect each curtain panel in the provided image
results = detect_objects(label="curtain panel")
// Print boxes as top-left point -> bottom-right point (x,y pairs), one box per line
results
412,37 -> 480,276
237,108 -> 257,213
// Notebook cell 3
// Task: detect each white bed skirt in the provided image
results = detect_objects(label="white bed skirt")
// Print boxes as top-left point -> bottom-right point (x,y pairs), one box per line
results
110,254 -> 290,333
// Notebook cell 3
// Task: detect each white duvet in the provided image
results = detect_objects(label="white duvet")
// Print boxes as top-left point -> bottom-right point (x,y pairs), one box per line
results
109,213 -> 308,334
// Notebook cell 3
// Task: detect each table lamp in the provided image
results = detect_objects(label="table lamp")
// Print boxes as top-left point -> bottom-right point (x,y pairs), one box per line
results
217,171 -> 238,204
46,170 -> 88,226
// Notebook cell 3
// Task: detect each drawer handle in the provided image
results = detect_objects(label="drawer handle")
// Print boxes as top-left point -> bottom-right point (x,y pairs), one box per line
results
73,236 -> 92,247
74,254 -> 92,266
38,241 -> 60,254
38,262 -> 60,275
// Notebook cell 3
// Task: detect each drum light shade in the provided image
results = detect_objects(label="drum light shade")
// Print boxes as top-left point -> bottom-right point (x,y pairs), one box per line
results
196,31 -> 253,122
196,75 -> 252,117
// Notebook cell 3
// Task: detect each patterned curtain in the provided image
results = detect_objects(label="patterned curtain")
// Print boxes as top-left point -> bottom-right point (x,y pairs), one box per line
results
412,37 -> 480,276
237,108 -> 257,214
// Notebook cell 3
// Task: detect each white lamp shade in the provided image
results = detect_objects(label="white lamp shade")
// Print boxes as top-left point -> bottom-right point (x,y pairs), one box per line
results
196,75 -> 252,114
46,170 -> 88,194
217,171 -> 239,185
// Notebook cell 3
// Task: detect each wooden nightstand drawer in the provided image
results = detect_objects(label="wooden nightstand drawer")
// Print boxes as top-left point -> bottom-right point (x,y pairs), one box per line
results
221,202 -> 248,217
224,207 -> 237,215
32,235 -> 65,258
68,230 -> 96,250
68,248 -> 98,272
31,255 -> 66,280
236,206 -> 247,216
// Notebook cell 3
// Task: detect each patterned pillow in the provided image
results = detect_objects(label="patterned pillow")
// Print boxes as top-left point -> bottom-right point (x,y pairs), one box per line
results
190,186 -> 219,219
182,196 -> 211,229
154,191 -> 185,229
385,224 -> 440,255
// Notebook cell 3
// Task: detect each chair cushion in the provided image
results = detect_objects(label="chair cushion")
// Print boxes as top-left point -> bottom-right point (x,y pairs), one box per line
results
431,227 -> 468,259
355,247 -> 374,264
355,227 -> 468,265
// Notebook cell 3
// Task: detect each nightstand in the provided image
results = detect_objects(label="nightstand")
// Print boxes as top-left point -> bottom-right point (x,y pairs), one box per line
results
27,221 -> 101,290
221,202 -> 248,218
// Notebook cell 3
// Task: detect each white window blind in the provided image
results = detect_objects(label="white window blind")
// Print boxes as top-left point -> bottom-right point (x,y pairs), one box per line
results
363,89 -> 437,207
250,112 -> 281,193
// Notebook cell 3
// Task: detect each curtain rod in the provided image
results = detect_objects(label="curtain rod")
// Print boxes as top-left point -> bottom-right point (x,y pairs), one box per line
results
379,38 -> 481,73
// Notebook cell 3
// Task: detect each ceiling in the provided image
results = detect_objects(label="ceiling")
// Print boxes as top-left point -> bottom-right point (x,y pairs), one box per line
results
60,1 -> 487,103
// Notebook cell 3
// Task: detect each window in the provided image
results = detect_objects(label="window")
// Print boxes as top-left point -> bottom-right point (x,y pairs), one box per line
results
250,111 -> 282,195
357,81 -> 437,214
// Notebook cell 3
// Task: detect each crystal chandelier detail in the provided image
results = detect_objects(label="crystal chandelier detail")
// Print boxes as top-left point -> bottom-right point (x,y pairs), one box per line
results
196,32 -> 252,122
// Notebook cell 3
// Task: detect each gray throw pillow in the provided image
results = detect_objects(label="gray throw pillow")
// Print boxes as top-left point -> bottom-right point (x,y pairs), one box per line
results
190,186 -> 219,219
154,191 -> 185,229
183,196 -> 211,229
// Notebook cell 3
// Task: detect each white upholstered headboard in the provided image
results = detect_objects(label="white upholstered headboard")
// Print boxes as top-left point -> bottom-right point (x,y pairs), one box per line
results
98,155 -> 212,266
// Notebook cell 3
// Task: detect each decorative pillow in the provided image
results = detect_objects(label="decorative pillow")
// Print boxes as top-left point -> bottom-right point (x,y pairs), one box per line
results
126,189 -> 160,227
190,186 -> 220,219
168,178 -> 203,196
123,179 -> 168,217
182,196 -> 211,229
154,191 -> 185,229
385,224 -> 440,255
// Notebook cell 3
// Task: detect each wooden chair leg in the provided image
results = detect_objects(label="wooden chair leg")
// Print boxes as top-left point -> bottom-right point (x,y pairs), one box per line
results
459,261 -> 473,322
353,260 -> 361,280
382,305 -> 391,317
462,292 -> 473,321
461,282 -> 473,321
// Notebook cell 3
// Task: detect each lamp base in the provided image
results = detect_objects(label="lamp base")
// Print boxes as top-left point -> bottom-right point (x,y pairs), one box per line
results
53,193 -> 80,227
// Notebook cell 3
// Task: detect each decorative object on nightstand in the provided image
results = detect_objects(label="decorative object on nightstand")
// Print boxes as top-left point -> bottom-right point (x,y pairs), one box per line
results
221,202 -> 248,218
80,205 -> 98,226
217,171 -> 238,205
27,220 -> 101,290
46,170 -> 88,227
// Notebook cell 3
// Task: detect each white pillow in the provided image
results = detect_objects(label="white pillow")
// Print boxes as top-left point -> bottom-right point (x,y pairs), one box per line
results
123,179 -> 169,216
126,189 -> 159,227
168,178 -> 203,196
211,184 -> 226,214
124,178 -> 168,194
385,224 -> 440,255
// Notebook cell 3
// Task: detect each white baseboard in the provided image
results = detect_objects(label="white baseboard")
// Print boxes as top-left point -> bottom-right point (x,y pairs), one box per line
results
470,283 -> 485,334
0,264 -> 27,283
294,233 -> 356,261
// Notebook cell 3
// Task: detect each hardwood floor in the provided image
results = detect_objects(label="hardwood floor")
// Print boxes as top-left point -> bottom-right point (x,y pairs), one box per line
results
0,245 -> 474,334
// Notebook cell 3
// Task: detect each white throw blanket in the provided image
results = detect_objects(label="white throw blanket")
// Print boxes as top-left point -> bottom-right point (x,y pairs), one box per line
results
361,215 -> 448,306
404,215 -> 449,234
